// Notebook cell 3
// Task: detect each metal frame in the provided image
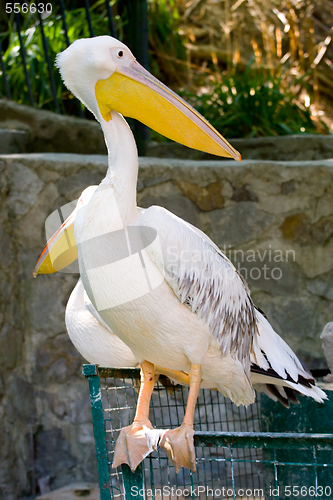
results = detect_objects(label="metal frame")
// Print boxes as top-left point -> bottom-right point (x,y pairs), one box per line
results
84,364 -> 112,500
83,365 -> 333,500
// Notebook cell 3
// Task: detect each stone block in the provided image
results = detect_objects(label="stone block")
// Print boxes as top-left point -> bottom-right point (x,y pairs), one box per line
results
211,202 -> 275,247
140,193 -> 200,226
280,212 -> 333,246
0,99 -> 105,154
38,482 -> 99,500
35,334 -> 82,383
308,270 -> 333,301
235,255 -> 304,296
320,323 -> 333,376
175,179 -> 225,211
0,128 -> 30,154
35,427 -> 76,484
7,162 -> 44,216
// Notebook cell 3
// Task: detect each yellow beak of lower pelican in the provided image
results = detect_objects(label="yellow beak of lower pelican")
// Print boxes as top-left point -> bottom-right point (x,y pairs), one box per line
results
33,213 -> 77,277
95,60 -> 241,160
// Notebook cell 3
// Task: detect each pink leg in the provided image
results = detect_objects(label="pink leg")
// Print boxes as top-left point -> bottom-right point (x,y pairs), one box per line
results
113,361 -> 157,471
160,363 -> 202,473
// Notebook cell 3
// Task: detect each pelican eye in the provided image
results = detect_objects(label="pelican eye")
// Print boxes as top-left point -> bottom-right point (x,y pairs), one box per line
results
117,50 -> 124,58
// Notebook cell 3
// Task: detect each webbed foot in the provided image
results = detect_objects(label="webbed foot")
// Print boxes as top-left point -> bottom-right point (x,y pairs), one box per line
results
160,424 -> 196,473
113,420 -> 162,471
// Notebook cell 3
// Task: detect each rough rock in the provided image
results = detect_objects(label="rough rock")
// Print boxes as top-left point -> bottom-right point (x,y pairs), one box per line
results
210,202 -> 275,248
235,255 -> 304,296
0,99 -> 105,155
280,212 -> 333,246
175,179 -> 224,211
0,128 -> 30,154
320,323 -> 333,380
7,161 -> 44,215
231,183 -> 258,202
308,270 -> 333,301
38,483 -> 99,500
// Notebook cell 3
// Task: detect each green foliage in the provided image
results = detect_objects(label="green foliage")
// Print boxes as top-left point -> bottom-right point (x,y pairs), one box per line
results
147,0 -> 187,83
0,1 -> 325,138
179,63 -> 323,138
1,1 -> 125,112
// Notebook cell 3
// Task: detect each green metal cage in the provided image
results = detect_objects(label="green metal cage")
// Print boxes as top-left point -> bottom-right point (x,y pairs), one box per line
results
83,365 -> 333,500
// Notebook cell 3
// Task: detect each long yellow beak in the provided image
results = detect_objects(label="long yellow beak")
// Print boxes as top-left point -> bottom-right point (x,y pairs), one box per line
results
33,213 -> 77,276
95,60 -> 241,160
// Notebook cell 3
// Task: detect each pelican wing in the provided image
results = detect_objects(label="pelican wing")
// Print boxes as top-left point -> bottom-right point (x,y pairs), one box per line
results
140,206 -> 257,374
250,309 -> 327,405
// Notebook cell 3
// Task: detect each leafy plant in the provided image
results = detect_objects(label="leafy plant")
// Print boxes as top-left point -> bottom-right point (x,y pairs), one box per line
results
148,0 -> 187,84
1,0 -> 125,113
178,62 -> 325,139
0,0 -> 328,138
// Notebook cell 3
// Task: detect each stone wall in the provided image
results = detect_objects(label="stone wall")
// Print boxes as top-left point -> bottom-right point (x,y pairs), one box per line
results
0,99 -> 105,155
0,153 -> 332,498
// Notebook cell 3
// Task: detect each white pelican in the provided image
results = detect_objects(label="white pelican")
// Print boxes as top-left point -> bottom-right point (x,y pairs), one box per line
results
50,36 -> 325,472
34,187 -> 324,409
34,101 -> 326,469
34,192 -> 321,402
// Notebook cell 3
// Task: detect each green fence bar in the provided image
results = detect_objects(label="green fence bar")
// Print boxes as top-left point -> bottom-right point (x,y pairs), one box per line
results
83,364 -> 112,500
121,464 -> 144,500
83,365 -> 333,500
194,430 -> 333,450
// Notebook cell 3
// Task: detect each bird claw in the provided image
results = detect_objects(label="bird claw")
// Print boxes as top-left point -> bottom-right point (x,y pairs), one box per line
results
160,424 -> 196,473
113,420 -> 161,471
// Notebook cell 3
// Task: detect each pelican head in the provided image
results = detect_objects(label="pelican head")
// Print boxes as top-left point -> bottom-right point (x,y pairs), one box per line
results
56,36 -> 129,118
56,36 -> 240,160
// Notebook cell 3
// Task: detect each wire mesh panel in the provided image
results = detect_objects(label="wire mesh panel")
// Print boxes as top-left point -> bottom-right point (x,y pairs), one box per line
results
83,365 -> 333,500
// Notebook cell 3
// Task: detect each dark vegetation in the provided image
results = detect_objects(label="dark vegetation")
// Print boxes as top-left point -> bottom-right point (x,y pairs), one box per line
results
0,0 -> 331,137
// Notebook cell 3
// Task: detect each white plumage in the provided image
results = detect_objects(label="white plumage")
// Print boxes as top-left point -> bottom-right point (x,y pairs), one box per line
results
72,176 -> 325,406
59,187 -> 325,407
66,278 -> 138,368
65,273 -> 325,406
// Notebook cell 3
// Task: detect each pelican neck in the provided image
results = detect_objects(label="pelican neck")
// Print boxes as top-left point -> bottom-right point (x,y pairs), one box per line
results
100,111 -> 139,186
96,110 -> 139,219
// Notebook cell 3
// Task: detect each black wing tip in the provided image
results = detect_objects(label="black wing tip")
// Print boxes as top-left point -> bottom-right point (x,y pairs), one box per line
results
266,384 -> 290,408
266,384 -> 300,408
284,386 -> 300,405
252,355 -> 315,388
254,305 -> 268,319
